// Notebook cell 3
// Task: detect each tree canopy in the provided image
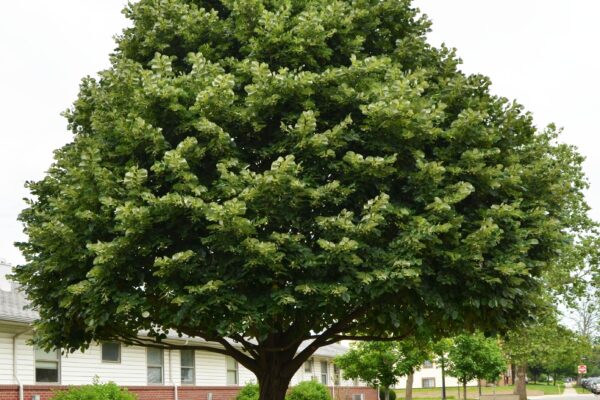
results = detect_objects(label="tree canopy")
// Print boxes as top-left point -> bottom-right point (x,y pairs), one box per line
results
14,0 -> 595,399
447,333 -> 506,399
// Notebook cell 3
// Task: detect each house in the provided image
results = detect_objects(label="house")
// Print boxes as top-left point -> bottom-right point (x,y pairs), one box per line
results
394,359 -> 479,390
0,259 -> 376,400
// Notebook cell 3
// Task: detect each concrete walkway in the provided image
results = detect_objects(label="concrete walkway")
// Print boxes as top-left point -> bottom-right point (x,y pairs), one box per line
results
562,386 -> 578,396
528,383 -> 594,400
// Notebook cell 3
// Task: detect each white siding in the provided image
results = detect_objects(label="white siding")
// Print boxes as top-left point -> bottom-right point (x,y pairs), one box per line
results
238,363 -> 256,385
394,362 -> 478,389
61,343 -> 148,385
0,332 -> 12,384
195,350 -> 226,386
0,329 -> 363,388
15,334 -> 35,385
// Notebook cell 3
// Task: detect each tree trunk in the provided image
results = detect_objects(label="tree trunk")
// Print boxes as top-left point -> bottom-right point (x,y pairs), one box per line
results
441,357 -> 447,400
513,364 -> 527,400
510,364 -> 516,385
463,380 -> 467,400
385,388 -> 390,400
406,373 -> 414,400
478,379 -> 482,397
257,364 -> 296,400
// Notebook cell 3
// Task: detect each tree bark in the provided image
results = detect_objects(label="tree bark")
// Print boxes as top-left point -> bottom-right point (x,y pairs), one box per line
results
385,388 -> 390,400
463,380 -> 467,400
257,372 -> 293,400
510,364 -> 516,385
513,364 -> 527,400
406,373 -> 414,400
441,357 -> 447,400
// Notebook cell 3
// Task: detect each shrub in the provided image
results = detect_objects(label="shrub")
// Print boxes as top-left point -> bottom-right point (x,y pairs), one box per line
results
287,381 -> 332,400
51,382 -> 137,400
236,383 -> 260,400
378,388 -> 397,400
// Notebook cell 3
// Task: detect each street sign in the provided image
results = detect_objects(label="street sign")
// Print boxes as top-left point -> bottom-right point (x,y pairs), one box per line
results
578,365 -> 587,374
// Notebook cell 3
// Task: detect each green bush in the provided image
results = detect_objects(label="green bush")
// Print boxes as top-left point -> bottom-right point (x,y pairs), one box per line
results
378,388 -> 397,400
51,382 -> 137,400
287,381 -> 332,400
236,383 -> 260,400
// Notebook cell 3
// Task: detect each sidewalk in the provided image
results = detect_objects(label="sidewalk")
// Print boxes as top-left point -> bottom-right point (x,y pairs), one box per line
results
562,387 -> 578,396
528,383 -> 593,399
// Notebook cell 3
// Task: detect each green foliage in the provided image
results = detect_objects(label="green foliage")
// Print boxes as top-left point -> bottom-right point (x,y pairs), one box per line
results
51,382 -> 137,400
13,0 -> 597,396
379,388 -> 397,400
335,339 -> 430,390
447,333 -> 505,384
504,312 -> 591,380
286,381 -> 331,400
236,383 -> 260,400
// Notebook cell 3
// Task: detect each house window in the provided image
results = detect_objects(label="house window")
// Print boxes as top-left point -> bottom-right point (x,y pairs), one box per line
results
422,360 -> 433,368
422,378 -> 436,388
305,358 -> 314,374
147,348 -> 164,384
181,349 -> 195,385
334,364 -> 341,386
101,342 -> 121,363
226,356 -> 238,385
35,347 -> 60,383
352,395 -> 364,400
320,361 -> 329,385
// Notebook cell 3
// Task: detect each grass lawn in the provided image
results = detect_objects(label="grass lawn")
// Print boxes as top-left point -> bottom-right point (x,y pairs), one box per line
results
394,383 -> 564,399
574,385 -> 591,394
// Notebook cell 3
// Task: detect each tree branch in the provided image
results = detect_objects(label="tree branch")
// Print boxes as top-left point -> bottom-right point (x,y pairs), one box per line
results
212,336 -> 259,373
322,333 -> 413,345
110,334 -> 232,356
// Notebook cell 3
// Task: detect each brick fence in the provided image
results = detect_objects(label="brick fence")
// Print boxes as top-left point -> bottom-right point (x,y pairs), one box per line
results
0,385 -> 377,400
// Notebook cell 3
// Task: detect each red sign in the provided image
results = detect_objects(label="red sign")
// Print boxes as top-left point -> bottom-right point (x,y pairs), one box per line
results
578,365 -> 587,374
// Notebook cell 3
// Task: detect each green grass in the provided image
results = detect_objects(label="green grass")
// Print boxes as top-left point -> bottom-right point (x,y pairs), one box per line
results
574,384 -> 591,394
394,383 -> 564,400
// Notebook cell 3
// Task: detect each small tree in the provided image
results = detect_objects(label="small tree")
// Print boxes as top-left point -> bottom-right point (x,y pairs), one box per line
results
433,338 -> 454,400
335,339 -> 430,400
447,333 -> 505,400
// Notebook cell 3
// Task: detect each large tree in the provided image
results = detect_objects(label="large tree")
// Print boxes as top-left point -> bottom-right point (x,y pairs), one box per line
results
14,1 -> 594,399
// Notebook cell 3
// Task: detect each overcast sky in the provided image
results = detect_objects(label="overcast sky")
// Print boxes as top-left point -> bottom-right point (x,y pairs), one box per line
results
1,1 -> 599,265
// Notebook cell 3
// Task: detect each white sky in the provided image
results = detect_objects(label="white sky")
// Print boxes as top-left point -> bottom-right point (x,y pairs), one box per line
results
1,1 -> 599,265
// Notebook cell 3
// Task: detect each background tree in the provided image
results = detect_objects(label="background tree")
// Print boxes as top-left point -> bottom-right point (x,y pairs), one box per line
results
433,338 -> 454,400
502,310 -> 591,399
335,339 -> 431,400
447,333 -> 506,400
542,327 -> 591,385
13,0 -> 596,399
569,293 -> 600,340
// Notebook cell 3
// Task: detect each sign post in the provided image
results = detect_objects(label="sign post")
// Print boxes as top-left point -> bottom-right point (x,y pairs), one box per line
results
578,364 -> 587,385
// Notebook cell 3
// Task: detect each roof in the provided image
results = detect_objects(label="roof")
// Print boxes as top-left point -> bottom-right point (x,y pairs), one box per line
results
0,282 -> 38,324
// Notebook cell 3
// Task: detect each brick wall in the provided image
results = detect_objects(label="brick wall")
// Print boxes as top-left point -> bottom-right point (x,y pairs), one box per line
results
0,385 -> 377,400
